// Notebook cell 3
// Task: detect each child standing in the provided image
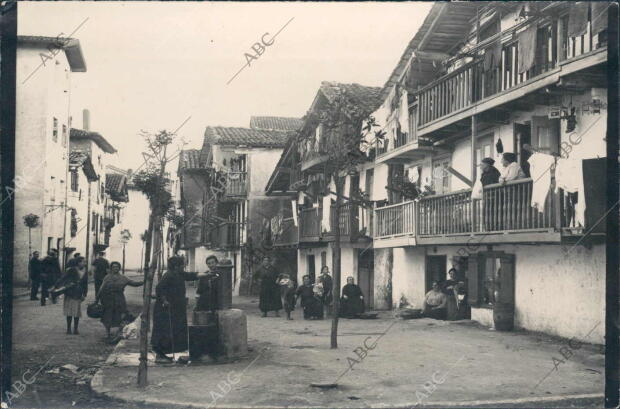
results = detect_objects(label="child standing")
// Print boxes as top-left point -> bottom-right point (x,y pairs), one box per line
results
278,274 -> 296,320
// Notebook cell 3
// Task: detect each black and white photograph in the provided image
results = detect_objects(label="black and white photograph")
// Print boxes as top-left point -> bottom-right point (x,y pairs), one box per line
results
0,1 -> 618,408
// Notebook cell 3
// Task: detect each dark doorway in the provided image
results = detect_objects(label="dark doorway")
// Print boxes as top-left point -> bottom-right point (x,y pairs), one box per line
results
357,249 -> 374,310
307,254 -> 316,283
425,255 -> 447,292
514,122 -> 531,177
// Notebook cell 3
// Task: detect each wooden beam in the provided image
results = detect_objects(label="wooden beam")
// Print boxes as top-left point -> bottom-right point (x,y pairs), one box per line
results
412,50 -> 451,62
417,3 -> 448,51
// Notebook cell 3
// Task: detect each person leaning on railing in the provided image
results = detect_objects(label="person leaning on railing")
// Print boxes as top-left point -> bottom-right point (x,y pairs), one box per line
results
499,152 -> 526,184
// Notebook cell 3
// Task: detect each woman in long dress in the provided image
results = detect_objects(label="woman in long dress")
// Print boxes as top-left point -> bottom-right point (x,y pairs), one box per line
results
340,276 -> 365,318
96,261 -> 143,339
55,256 -> 88,335
295,275 -> 323,320
151,256 -> 201,362
254,256 -> 283,317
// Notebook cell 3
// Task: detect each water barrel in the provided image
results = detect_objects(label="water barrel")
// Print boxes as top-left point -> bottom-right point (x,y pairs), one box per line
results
493,302 -> 514,331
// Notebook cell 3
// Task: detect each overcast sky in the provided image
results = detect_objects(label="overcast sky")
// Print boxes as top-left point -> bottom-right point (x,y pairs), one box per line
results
19,1 -> 432,170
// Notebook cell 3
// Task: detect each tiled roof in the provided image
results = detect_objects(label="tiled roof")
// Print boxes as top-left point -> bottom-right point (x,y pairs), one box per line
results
178,149 -> 204,170
203,126 -> 290,149
69,150 -> 89,166
105,173 -> 125,194
249,116 -> 303,132
69,150 -> 98,181
318,82 -> 383,117
70,128 -> 117,153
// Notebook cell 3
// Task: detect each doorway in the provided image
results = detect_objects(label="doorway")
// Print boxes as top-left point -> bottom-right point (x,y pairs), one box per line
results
307,254 -> 316,283
357,249 -> 374,310
425,255 -> 447,292
514,123 -> 531,177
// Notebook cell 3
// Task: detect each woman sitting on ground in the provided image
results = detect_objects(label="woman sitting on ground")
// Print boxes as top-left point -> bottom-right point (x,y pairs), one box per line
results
96,261 -> 143,340
340,276 -> 365,318
423,281 -> 448,320
295,275 -> 323,320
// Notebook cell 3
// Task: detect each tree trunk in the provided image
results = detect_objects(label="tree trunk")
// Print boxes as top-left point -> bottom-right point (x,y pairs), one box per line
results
138,146 -> 167,388
122,243 -> 126,275
330,177 -> 343,349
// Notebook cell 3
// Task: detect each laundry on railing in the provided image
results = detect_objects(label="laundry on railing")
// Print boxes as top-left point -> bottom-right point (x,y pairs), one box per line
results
555,157 -> 585,227
527,152 -> 555,212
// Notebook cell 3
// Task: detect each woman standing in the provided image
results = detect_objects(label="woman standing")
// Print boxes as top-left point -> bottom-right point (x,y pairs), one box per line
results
55,256 -> 88,335
151,256 -> 201,362
96,261 -> 143,340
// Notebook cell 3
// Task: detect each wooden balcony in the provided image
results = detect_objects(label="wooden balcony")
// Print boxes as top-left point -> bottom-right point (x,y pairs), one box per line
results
272,217 -> 299,247
224,172 -> 247,198
373,178 -> 584,246
209,221 -> 242,249
299,203 -> 372,243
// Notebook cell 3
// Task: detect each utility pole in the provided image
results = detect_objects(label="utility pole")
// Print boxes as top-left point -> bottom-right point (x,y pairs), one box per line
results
85,180 -> 92,275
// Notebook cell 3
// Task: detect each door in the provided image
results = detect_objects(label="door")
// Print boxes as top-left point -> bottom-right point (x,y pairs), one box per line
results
307,254 -> 316,283
387,164 -> 404,204
357,249 -> 374,310
425,255 -> 447,292
514,123 -> 532,177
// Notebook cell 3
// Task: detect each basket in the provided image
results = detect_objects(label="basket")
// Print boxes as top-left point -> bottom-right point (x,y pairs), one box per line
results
87,302 -> 104,319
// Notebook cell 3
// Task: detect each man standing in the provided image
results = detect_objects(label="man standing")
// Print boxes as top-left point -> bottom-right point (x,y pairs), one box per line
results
253,255 -> 282,317
29,251 -> 42,300
40,250 -> 61,305
93,252 -> 110,297
195,255 -> 221,312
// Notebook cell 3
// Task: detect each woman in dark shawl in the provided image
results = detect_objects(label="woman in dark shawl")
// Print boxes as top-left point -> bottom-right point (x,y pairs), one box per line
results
151,256 -> 201,362
54,256 -> 88,334
340,276 -> 365,318
295,275 -> 323,320
96,261 -> 143,340
253,256 -> 282,317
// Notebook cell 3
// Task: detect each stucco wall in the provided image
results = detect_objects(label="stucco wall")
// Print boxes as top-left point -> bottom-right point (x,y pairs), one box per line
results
248,149 -> 283,194
373,248 -> 392,310
392,247 -> 426,309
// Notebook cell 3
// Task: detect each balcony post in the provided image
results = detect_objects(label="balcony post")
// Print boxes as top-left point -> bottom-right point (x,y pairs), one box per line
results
471,114 -> 477,230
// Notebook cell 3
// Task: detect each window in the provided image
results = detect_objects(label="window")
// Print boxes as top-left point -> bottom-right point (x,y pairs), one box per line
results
531,116 -> 560,156
475,135 -> 493,166
47,237 -> 53,253
62,125 -> 67,147
70,169 -> 78,192
321,251 -> 327,269
387,164 -> 404,204
52,118 -> 58,142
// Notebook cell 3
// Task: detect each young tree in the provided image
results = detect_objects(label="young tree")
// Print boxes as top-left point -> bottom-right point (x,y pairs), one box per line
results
23,213 -> 40,261
132,130 -> 175,388
120,229 -> 132,274
301,86 -> 384,349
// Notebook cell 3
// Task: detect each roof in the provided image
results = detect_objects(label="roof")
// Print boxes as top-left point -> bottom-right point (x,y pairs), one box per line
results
178,149 -> 205,171
70,128 -> 117,154
249,116 -> 303,132
105,173 -> 129,202
265,134 -> 298,195
202,126 -> 290,149
69,151 -> 98,181
17,35 -> 86,72
318,82 -> 383,115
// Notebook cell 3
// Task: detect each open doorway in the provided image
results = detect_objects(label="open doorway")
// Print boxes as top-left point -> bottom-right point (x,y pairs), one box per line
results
357,249 -> 374,310
514,122 -> 531,177
307,254 -> 316,283
425,255 -> 447,292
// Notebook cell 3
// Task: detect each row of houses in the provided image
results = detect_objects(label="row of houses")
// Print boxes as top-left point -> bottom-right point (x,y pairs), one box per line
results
13,35 -> 148,283
177,2 -> 609,343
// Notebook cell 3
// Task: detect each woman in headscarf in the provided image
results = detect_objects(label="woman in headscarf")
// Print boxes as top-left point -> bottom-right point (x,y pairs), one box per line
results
96,261 -> 143,340
295,275 -> 323,320
55,256 -> 88,335
151,256 -> 202,362
339,276 -> 365,318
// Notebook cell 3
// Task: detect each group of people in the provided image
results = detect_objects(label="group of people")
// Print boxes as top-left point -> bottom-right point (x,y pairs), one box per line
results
422,268 -> 468,321
479,151 -> 528,187
253,256 -> 366,321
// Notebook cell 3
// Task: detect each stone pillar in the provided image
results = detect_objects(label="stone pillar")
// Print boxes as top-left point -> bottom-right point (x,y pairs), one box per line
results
217,309 -> 247,359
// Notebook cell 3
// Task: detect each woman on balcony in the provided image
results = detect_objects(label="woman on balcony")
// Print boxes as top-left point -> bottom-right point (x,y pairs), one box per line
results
480,158 -> 501,186
499,152 -> 526,183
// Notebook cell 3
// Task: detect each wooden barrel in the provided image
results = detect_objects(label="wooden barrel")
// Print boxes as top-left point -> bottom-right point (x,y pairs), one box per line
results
493,302 -> 514,331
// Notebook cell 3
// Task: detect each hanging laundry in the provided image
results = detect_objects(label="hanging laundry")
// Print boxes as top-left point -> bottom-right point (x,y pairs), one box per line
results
399,90 -> 409,133
407,166 -> 420,184
321,195 -> 331,233
591,2 -> 609,36
517,24 -> 538,74
471,177 -> 483,200
496,138 -> 504,154
483,40 -> 502,72
554,157 -> 585,227
527,152 -> 555,212
291,200 -> 298,226
567,2 -> 590,38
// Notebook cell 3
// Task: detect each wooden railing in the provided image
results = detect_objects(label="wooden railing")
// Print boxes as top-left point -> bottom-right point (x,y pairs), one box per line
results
416,15 -> 605,129
273,217 -> 299,247
210,221 -> 242,249
299,203 -> 369,241
375,201 -> 416,238
225,172 -> 247,196
374,179 -> 563,239
299,207 -> 321,240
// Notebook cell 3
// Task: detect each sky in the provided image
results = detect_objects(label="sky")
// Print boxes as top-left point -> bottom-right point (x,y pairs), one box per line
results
19,1 -> 433,171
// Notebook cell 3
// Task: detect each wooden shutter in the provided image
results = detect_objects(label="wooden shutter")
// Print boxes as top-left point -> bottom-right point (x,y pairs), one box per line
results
467,254 -> 482,306
497,254 -> 515,304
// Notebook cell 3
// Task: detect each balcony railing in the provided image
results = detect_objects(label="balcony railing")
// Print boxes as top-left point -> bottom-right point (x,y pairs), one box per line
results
416,15 -> 606,130
210,221 -> 242,249
299,208 -> 321,240
225,172 -> 247,197
299,203 -> 371,242
374,178 -> 568,240
273,217 -> 299,247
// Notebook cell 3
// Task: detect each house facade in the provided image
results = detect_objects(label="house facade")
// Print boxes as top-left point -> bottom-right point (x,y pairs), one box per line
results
177,116 -> 301,295
368,2 -> 608,343
13,35 -> 86,284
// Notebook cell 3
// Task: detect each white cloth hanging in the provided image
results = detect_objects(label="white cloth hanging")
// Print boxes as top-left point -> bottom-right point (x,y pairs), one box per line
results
527,152 -> 555,212
291,200 -> 298,226
321,195 -> 331,233
471,178 -> 483,200
399,90 -> 409,132
555,157 -> 585,227
407,166 -> 420,184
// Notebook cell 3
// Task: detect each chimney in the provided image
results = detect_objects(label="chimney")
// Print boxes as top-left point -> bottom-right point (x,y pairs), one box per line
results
82,109 -> 90,131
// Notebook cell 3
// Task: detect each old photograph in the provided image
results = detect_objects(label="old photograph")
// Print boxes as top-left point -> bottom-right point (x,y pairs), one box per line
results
0,1 -> 618,408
